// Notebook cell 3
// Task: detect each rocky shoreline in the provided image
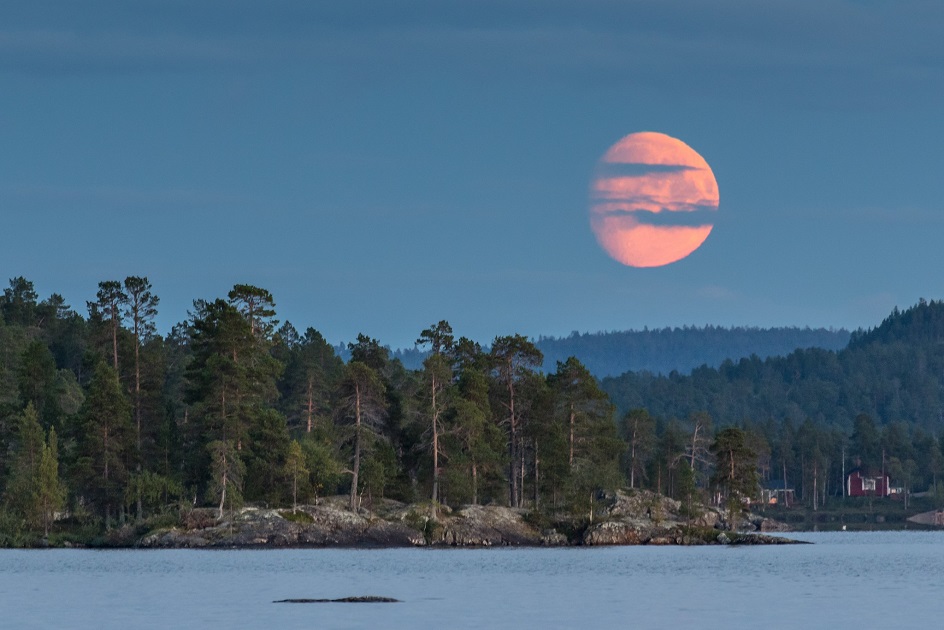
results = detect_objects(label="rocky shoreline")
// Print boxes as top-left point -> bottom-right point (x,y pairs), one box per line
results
135,490 -> 803,549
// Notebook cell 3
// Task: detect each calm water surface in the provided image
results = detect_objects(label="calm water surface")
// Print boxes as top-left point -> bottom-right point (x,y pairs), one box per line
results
2,531 -> 943,629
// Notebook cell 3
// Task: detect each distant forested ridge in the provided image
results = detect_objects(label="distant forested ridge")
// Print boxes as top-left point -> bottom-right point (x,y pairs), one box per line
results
392,326 -> 850,377
535,326 -> 849,377
602,299 -> 944,433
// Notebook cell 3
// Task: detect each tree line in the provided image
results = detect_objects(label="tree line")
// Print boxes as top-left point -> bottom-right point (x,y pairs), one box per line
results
0,277 -> 626,537
605,299 -> 944,507
2,277 -> 940,542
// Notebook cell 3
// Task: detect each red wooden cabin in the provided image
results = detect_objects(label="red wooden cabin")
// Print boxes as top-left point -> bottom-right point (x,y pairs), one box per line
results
846,468 -> 890,497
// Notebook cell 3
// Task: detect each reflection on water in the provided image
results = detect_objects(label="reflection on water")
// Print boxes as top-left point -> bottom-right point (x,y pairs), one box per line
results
1,532 -> 942,630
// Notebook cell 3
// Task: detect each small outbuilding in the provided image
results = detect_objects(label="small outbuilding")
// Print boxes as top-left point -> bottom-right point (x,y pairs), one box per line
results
761,480 -> 796,506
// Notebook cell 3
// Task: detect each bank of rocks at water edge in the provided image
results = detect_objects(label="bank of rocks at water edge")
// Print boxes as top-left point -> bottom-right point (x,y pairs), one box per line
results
136,490 -> 800,548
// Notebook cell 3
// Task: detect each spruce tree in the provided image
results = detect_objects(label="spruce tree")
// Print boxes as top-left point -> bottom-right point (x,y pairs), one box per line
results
37,427 -> 65,536
284,440 -> 309,513
4,404 -> 45,529
75,363 -> 133,526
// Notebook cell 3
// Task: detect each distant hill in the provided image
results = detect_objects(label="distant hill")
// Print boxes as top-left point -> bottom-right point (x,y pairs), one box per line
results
385,325 -> 850,378
600,300 -> 944,431
534,326 -> 850,377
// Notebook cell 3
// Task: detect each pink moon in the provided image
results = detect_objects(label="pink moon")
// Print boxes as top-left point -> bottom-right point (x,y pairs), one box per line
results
589,132 -> 719,267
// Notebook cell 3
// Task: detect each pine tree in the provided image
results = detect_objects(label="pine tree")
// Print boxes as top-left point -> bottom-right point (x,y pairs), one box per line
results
280,327 -> 343,434
335,361 -> 387,510
91,281 -> 126,372
710,427 -> 759,530
206,439 -> 244,520
548,357 -> 611,472
0,277 -> 38,327
445,367 -> 503,506
621,408 -> 655,489
490,334 -> 543,507
122,276 -> 159,519
227,284 -> 277,340
416,320 -> 455,503
185,298 -> 282,497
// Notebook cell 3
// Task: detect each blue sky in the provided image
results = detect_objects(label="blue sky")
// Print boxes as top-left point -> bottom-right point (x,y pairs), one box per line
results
2,1 -> 943,348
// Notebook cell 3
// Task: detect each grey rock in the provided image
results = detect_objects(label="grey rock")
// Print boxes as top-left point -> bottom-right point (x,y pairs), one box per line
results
136,492 -> 798,549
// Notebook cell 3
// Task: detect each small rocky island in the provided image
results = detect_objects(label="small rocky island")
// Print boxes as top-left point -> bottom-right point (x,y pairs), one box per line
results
137,489 -> 798,549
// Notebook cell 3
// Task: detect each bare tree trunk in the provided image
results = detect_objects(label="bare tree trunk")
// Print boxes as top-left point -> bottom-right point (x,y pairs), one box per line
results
134,316 -> 143,521
569,404 -> 575,468
306,376 -> 314,433
533,440 -> 540,509
782,460 -> 789,507
519,443 -> 526,509
800,454 -> 805,503
508,375 -> 518,508
218,450 -> 228,521
350,384 -> 362,511
813,463 -> 818,511
111,311 -> 119,371
432,373 -> 439,504
471,462 -> 478,506
103,425 -> 110,511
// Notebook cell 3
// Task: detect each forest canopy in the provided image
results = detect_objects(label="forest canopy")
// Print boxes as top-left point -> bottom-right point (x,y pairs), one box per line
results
1,277 -> 942,542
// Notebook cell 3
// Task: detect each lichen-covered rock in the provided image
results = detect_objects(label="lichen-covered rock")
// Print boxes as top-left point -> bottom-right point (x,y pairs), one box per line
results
541,529 -> 568,546
139,504 -> 423,548
603,489 -> 681,521
435,505 -> 542,546
135,493 -> 797,548
583,521 -> 645,546
694,510 -> 722,529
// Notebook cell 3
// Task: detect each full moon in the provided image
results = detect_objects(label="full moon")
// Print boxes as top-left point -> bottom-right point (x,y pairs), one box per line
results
589,132 -> 719,267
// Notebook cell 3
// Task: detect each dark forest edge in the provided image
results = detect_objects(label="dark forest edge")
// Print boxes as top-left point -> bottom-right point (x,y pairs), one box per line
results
0,277 -> 940,547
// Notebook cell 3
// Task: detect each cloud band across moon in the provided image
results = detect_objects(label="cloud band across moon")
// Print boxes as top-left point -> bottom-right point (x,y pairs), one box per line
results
589,131 -> 719,268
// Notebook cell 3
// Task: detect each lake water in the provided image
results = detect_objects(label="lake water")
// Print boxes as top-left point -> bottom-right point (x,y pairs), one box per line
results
2,532 -> 943,629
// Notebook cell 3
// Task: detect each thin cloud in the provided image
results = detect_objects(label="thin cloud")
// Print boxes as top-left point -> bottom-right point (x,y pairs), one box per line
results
596,207 -> 717,227
594,164 -> 701,178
